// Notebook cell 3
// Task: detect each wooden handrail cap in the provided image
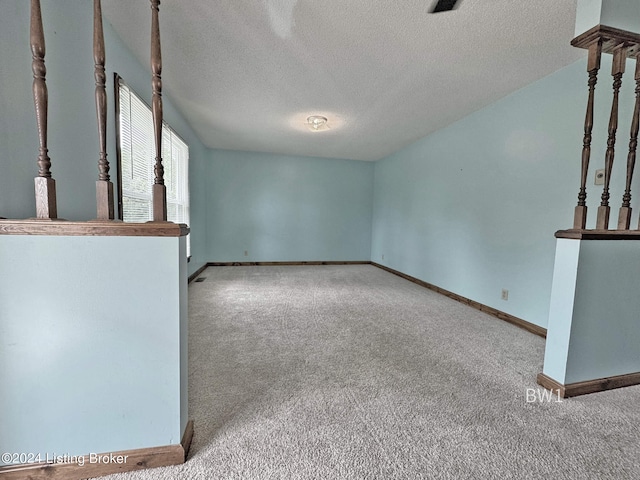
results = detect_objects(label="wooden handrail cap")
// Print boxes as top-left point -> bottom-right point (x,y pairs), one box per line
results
556,228 -> 640,240
0,219 -> 189,237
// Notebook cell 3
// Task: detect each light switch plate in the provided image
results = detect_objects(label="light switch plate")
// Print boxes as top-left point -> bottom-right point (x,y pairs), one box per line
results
595,169 -> 605,185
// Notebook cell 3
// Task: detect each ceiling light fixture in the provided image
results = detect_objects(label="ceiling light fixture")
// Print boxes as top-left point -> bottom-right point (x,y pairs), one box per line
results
306,115 -> 328,131
290,112 -> 344,133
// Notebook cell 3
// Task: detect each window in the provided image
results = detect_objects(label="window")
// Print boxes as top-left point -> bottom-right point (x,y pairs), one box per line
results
116,76 -> 190,255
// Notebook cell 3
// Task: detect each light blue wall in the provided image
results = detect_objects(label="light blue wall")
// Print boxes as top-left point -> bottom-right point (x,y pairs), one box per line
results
372,55 -> 640,328
575,0 -> 604,36
543,239 -> 581,383
0,0 -> 208,276
575,0 -> 640,36
206,149 -> 373,262
543,239 -> 640,384
0,235 -> 187,461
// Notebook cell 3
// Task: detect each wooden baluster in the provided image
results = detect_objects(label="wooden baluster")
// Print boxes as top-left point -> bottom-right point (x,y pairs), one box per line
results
94,0 -> 114,220
618,54 -> 640,230
596,45 -> 627,230
574,41 -> 602,230
31,0 -> 57,219
151,0 -> 167,222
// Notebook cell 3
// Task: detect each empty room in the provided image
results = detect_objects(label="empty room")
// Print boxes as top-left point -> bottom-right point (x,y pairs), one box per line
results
1,0 -> 640,479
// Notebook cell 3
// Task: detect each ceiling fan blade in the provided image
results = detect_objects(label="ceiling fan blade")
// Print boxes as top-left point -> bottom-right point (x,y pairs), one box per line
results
430,0 -> 461,13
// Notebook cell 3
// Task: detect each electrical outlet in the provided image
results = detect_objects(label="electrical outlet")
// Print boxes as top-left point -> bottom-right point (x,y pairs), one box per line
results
595,169 -> 605,185
501,289 -> 509,301
382,254 -> 384,260
244,250 -> 248,256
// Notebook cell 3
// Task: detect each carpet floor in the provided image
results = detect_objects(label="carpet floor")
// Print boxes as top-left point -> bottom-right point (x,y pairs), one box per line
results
103,265 -> 640,479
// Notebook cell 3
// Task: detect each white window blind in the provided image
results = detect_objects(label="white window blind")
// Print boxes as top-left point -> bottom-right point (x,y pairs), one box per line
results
118,80 -> 190,255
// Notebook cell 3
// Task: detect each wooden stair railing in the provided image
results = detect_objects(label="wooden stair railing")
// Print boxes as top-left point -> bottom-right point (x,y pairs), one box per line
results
151,0 -> 167,222
596,45 -> 626,229
574,40 -> 601,230
9,0 -> 170,224
568,25 -> 640,233
31,0 -> 57,220
94,0 -> 115,220
618,54 -> 640,230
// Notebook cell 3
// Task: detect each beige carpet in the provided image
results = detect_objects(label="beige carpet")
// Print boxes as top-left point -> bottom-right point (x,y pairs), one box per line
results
103,265 -> 640,479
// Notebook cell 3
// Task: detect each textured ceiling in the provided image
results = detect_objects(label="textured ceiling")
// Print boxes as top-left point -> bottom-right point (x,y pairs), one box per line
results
103,0 -> 583,161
